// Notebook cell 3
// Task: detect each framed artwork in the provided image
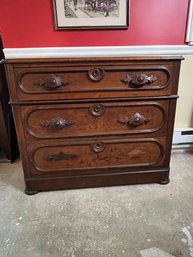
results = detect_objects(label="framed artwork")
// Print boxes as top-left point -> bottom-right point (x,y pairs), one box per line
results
53,0 -> 129,30
186,0 -> 193,45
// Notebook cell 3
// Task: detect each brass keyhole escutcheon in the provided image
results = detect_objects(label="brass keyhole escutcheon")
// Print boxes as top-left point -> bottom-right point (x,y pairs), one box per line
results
91,141 -> 105,153
88,68 -> 105,82
89,104 -> 105,117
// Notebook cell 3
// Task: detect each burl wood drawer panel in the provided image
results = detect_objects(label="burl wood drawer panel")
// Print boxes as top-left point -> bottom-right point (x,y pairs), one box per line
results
28,137 -> 166,176
14,63 -> 175,101
22,100 -> 168,140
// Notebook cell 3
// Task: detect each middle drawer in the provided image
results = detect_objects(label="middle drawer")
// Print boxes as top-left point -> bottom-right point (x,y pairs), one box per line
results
22,100 -> 169,141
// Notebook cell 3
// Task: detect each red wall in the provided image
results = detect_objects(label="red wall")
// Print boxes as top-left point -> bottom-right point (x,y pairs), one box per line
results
0,0 -> 189,48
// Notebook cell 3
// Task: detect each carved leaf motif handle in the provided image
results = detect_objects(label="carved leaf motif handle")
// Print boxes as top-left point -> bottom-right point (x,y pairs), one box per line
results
45,152 -> 78,161
35,74 -> 71,90
41,117 -> 76,130
122,74 -> 157,88
118,112 -> 150,127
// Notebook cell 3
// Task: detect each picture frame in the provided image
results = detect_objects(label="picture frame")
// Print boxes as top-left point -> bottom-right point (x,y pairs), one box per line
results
53,0 -> 129,30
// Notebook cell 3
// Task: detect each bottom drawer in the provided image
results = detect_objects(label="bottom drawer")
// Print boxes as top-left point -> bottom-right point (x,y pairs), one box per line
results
28,137 -> 166,176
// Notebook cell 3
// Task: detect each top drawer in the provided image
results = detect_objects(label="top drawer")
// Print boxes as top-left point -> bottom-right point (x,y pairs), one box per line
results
10,58 -> 182,101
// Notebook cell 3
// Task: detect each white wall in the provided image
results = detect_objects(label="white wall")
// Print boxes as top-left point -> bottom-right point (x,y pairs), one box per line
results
175,55 -> 193,128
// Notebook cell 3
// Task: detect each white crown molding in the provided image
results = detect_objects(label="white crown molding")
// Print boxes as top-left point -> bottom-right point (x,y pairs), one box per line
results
3,45 -> 193,59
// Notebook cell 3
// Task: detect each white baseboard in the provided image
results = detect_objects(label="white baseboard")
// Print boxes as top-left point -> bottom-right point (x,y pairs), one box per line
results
173,128 -> 193,145
3,45 -> 193,59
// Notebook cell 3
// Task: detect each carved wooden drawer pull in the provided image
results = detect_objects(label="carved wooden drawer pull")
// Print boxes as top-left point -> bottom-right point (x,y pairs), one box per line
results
89,104 -> 105,117
88,68 -> 105,82
41,117 -> 76,130
45,152 -> 78,161
118,112 -> 150,127
122,74 -> 157,87
35,74 -> 71,90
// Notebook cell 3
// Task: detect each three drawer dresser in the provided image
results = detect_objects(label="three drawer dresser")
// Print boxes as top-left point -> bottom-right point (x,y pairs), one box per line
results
4,56 -> 182,194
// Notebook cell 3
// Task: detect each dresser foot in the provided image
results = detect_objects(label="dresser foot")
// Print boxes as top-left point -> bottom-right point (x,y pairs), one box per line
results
24,189 -> 39,195
159,178 -> 170,185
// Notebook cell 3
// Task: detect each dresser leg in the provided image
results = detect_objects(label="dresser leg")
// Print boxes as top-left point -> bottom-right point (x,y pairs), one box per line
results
159,178 -> 170,185
24,188 -> 39,195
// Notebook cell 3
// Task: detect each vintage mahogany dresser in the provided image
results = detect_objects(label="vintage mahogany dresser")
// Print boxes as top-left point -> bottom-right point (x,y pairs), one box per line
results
4,56 -> 182,194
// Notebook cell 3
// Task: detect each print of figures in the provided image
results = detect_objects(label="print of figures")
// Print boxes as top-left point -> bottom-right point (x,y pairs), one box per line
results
64,0 -> 119,18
